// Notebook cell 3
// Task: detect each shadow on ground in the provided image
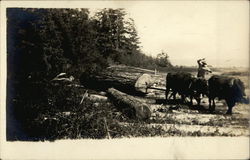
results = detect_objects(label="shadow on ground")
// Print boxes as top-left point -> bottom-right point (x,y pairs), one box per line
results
154,98 -> 229,115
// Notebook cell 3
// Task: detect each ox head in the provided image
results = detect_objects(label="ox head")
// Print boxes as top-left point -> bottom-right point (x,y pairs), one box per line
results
233,79 -> 249,104
242,96 -> 249,104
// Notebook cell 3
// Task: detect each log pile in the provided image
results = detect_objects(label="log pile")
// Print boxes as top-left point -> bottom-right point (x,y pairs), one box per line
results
79,66 -> 163,120
107,88 -> 152,120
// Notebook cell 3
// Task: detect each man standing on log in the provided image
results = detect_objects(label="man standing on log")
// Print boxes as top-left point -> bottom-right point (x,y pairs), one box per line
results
197,58 -> 212,79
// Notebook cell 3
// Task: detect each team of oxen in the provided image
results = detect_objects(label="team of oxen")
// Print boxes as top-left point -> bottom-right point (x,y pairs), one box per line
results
165,72 -> 249,114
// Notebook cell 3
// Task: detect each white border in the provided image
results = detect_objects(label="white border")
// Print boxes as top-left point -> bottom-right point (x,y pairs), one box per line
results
0,1 -> 249,159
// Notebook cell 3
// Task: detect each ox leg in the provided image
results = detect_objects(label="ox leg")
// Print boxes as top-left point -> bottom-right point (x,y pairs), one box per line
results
190,96 -> 193,105
212,99 -> 216,112
165,88 -> 170,100
208,97 -> 212,111
226,100 -> 235,115
181,95 -> 186,104
226,107 -> 232,115
209,97 -> 215,113
171,91 -> 177,100
196,97 -> 201,106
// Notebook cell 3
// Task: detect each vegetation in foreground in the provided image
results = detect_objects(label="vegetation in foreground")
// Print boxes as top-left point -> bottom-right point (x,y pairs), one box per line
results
8,80 -> 166,141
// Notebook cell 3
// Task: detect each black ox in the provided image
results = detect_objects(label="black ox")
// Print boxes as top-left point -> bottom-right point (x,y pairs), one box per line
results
165,72 -> 208,105
208,75 -> 249,114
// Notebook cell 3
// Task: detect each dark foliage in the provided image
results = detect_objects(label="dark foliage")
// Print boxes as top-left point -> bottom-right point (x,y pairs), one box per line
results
7,8 -> 173,140
8,81 -> 168,140
7,8 -> 173,81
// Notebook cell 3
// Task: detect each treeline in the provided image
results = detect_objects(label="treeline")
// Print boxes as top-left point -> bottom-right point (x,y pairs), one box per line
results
8,8 -> 172,82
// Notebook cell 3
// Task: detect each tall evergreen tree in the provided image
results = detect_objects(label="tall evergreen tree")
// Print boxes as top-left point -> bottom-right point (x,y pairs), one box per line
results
93,8 -> 141,63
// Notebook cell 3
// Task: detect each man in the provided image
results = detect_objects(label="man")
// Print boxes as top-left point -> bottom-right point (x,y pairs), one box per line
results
197,58 -> 212,78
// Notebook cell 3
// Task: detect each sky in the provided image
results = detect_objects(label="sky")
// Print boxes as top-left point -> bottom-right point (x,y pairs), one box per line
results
121,1 -> 249,67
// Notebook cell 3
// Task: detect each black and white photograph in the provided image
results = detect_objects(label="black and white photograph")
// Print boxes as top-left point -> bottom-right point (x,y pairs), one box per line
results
1,1 -> 249,159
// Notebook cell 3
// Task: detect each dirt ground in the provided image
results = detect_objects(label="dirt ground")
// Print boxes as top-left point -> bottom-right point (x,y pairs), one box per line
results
108,65 -> 250,136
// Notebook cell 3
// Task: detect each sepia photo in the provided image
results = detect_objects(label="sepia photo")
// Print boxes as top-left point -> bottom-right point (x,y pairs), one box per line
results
1,1 -> 249,159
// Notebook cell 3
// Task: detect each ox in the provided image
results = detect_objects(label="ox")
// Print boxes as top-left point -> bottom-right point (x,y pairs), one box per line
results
208,75 -> 249,114
166,72 -> 208,105
190,77 -> 208,105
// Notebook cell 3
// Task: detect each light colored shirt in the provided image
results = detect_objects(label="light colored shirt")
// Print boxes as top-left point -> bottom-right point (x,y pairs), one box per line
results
197,59 -> 211,78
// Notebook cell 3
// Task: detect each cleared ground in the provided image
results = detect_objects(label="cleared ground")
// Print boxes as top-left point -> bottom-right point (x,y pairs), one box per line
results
107,65 -> 249,136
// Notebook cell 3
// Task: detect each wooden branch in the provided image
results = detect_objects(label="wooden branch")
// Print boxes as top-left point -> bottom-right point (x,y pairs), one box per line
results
103,117 -> 111,139
80,90 -> 88,104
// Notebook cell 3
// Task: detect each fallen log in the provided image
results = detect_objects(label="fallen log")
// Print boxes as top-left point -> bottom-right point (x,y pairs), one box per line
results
80,72 -> 138,95
107,88 -> 152,120
80,68 -> 158,95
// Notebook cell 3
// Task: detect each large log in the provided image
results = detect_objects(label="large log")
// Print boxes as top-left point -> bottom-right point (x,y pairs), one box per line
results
80,67 -> 157,95
107,88 -> 152,120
